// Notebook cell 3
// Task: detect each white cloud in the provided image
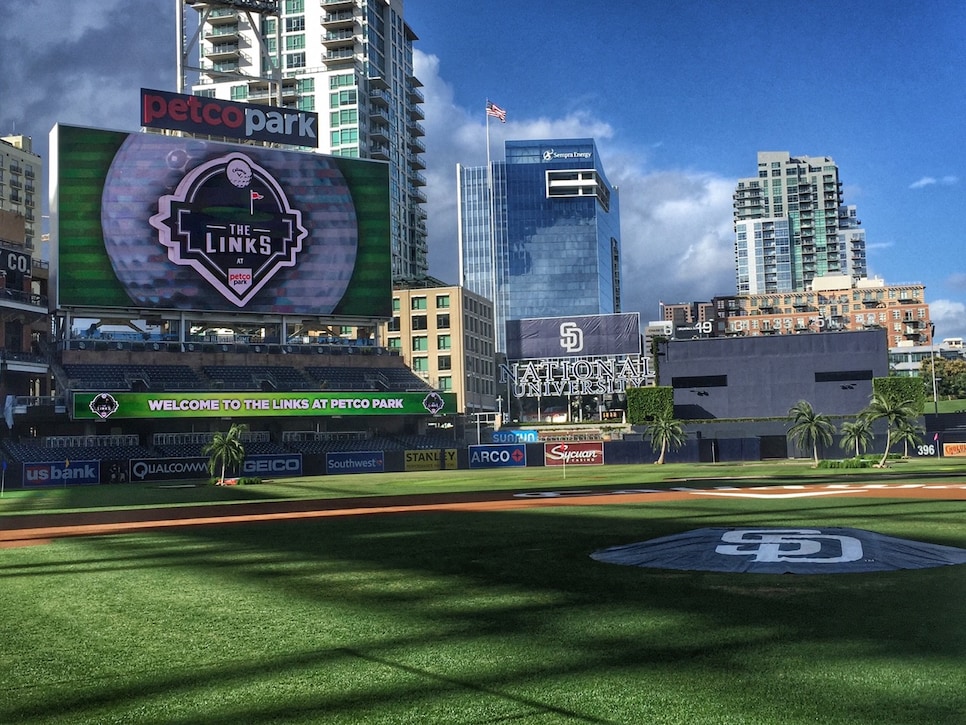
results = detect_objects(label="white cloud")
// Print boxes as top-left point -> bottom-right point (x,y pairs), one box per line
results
909,175 -> 959,189
416,50 -> 735,323
928,299 -> 966,342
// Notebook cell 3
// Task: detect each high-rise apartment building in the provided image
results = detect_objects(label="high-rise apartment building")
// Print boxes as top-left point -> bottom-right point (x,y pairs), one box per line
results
0,135 -> 42,258
187,0 -> 427,281
733,151 -> 867,295
458,138 -> 622,353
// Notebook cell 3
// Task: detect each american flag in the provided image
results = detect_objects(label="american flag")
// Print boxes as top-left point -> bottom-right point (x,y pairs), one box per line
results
486,101 -> 507,123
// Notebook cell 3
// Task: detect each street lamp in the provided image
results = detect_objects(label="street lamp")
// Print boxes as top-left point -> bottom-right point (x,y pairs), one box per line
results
930,323 -> 939,415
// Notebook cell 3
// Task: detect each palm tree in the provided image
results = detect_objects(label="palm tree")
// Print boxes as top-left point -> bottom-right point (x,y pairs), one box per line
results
645,412 -> 686,464
787,400 -> 835,465
892,418 -> 924,458
203,423 -> 248,484
839,418 -> 874,458
861,394 -> 919,467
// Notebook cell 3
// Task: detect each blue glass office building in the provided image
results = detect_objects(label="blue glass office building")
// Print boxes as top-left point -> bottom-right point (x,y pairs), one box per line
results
458,139 -> 622,352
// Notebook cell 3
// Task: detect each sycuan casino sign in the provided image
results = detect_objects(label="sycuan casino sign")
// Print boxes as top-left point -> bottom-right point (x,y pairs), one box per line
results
141,88 -> 319,148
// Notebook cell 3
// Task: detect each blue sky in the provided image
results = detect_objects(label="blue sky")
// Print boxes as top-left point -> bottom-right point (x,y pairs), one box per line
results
2,0 -> 964,339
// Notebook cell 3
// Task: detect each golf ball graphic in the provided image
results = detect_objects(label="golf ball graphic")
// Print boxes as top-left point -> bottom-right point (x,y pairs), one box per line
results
101,134 -> 358,313
226,158 -> 253,188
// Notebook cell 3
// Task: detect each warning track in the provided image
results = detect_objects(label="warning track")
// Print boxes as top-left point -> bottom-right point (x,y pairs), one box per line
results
2,480 -> 965,548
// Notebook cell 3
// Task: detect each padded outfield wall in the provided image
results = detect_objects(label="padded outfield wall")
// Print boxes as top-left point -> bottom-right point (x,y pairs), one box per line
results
659,329 -> 889,420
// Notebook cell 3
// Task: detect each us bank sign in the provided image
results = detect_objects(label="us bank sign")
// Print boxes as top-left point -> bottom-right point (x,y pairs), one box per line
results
500,356 -> 652,398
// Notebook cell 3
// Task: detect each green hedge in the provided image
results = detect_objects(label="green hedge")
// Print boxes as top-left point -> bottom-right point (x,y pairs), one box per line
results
626,386 -> 673,424
873,376 -> 927,411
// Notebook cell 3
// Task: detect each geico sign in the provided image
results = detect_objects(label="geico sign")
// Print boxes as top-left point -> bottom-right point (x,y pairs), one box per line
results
141,88 -> 319,148
242,457 -> 302,475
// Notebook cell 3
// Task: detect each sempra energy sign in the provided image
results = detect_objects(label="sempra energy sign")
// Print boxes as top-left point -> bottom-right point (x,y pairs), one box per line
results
141,88 -> 319,148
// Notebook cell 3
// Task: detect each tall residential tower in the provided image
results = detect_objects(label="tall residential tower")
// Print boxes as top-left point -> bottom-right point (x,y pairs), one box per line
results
186,0 -> 427,281
733,151 -> 867,295
458,138 -> 622,353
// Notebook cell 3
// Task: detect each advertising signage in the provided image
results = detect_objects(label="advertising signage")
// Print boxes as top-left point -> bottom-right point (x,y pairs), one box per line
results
51,124 -> 390,316
141,88 -> 319,148
74,391 -> 456,421
543,441 -> 604,466
505,313 -> 641,361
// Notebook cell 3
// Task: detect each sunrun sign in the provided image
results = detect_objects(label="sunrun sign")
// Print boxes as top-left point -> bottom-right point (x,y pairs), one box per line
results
141,88 -> 319,148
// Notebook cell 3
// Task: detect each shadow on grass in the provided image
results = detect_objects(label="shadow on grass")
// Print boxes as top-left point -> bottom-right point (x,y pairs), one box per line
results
2,496 -> 964,724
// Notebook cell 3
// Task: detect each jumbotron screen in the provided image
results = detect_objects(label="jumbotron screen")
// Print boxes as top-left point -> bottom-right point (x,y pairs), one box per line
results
51,124 -> 391,316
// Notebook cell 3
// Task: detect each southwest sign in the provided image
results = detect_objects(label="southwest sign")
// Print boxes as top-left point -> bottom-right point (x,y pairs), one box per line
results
73,391 -> 457,421
141,88 -> 319,148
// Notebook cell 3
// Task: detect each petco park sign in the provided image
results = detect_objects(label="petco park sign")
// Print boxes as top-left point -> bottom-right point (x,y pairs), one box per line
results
141,88 -> 319,148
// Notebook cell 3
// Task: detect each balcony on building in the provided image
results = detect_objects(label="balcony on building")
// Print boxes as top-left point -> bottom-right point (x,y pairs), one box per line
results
408,152 -> 425,170
369,87 -> 390,108
411,170 -> 427,187
322,9 -> 356,31
898,292 -> 919,304
409,120 -> 425,137
205,23 -> 239,41
206,42 -> 242,61
370,144 -> 390,161
370,124 -> 390,144
322,29 -> 355,49
246,80 -> 300,104
325,48 -> 356,67
409,103 -> 425,121
408,136 -> 426,154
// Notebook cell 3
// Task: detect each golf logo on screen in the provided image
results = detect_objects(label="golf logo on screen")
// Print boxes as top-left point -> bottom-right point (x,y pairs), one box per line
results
89,393 -> 119,420
715,529 -> 863,564
422,392 -> 446,416
150,152 -> 308,307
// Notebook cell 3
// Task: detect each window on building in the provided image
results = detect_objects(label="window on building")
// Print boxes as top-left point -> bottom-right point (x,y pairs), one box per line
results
411,315 -> 428,330
329,73 -> 354,89
438,376 -> 452,391
387,317 -> 400,332
436,294 -> 450,308
438,355 -> 451,371
286,52 -> 305,69
411,297 -> 427,310
285,16 -> 305,32
285,0 -> 304,12
285,34 -> 305,50
412,356 -> 428,372
330,109 -> 358,127
330,128 -> 358,145
436,313 -> 450,329
392,298 -> 400,312
230,85 -> 248,100
387,337 -> 401,349
330,90 -> 358,107
437,335 -> 451,350
412,336 -> 428,352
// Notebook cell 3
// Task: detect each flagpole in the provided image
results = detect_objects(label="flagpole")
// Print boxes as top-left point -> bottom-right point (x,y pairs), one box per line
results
485,101 -> 497,360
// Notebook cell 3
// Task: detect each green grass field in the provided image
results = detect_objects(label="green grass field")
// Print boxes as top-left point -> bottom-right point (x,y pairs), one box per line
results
2,462 -> 964,724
